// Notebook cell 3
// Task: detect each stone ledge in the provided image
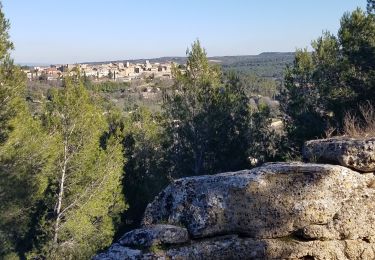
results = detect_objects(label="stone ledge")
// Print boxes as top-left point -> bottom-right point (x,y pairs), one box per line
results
303,137 -> 375,172
95,236 -> 375,259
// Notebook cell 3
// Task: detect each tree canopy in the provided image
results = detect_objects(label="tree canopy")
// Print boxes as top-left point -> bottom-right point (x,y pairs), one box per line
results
281,4 -> 375,149
0,6 -> 127,256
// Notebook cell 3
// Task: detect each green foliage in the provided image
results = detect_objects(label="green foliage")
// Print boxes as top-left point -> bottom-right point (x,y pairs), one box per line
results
27,78 -> 127,258
0,58 -> 27,144
203,73 -> 256,173
234,72 -> 280,98
0,2 -> 23,145
94,105 -> 169,236
281,49 -> 327,148
120,107 -> 169,229
162,41 -> 279,177
221,52 -> 295,79
248,106 -> 283,163
1,73 -> 127,258
0,2 -> 13,61
0,95 -> 52,258
281,7 -> 375,151
0,4 -> 49,257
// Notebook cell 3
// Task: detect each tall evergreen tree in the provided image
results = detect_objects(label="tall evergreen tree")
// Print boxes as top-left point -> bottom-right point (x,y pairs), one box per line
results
0,6 -> 127,255
0,1 -> 16,144
162,41 -> 255,177
30,77 -> 126,258
281,5 -> 375,151
0,3 -> 53,258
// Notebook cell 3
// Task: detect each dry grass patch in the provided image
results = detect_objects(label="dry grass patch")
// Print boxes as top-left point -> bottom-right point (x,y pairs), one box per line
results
343,101 -> 375,138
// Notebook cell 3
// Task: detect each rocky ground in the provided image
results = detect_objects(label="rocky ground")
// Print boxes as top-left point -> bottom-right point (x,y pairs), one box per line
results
95,138 -> 375,259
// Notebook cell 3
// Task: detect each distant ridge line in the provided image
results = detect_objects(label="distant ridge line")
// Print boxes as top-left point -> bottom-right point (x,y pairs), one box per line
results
17,52 -> 296,67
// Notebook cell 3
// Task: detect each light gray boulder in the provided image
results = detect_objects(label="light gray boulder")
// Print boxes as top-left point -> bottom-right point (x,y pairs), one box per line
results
142,162 -> 374,240
303,137 -> 375,172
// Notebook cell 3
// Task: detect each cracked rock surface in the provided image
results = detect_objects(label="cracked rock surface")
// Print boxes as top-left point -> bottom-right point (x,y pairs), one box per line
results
95,138 -> 375,260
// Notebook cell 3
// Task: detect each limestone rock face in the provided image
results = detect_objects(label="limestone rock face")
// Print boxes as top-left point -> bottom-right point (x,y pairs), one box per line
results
118,224 -> 189,247
303,137 -> 375,172
95,150 -> 375,259
143,163 -> 374,240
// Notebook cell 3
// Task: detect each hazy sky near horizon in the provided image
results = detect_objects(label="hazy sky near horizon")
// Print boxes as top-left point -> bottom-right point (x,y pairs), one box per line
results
2,0 -> 366,64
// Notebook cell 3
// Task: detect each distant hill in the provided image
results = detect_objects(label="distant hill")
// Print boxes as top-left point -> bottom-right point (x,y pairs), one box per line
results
83,52 -> 295,80
19,53 -> 295,80
217,52 -> 295,79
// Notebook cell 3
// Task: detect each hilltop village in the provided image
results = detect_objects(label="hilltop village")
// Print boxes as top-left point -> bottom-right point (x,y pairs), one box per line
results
22,60 -> 174,82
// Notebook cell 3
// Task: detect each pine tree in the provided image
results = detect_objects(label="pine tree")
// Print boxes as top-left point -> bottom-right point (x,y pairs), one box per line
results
0,1 -> 17,144
281,5 -> 375,152
0,4 -> 58,259
31,77 -> 126,258
162,41 -> 253,177
0,2 -> 12,61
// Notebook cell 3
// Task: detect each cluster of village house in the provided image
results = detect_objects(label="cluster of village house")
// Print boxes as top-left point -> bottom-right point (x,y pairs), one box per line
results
23,60 -> 173,82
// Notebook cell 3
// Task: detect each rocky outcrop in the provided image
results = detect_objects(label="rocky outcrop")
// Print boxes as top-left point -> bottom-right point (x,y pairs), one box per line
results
95,138 -> 375,260
142,163 -> 374,241
303,137 -> 375,172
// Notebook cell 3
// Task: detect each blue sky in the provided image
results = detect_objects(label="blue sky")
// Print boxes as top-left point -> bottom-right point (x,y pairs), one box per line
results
2,0 -> 366,64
